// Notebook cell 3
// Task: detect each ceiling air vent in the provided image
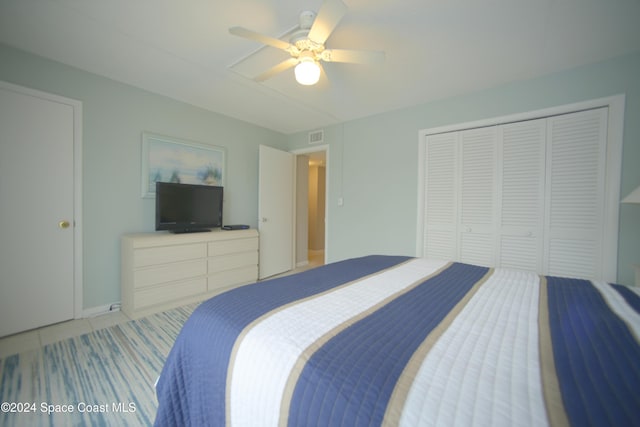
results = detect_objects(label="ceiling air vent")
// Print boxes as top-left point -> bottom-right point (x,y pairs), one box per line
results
308,129 -> 324,144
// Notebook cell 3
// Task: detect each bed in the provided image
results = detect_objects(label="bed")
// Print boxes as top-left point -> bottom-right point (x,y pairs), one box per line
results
154,255 -> 640,426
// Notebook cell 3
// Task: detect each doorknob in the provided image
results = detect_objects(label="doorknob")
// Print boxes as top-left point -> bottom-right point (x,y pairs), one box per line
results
59,220 -> 70,229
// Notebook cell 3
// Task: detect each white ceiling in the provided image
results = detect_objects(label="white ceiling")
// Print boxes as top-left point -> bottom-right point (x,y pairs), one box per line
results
1,0 -> 639,134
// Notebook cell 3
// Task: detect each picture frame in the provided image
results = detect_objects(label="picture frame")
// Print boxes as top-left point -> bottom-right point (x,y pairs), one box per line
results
141,132 -> 226,198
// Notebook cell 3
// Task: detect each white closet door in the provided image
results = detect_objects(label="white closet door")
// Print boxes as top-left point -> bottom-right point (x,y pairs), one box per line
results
458,126 -> 497,266
544,107 -> 608,279
496,119 -> 546,272
420,104 -> 615,281
423,132 -> 458,260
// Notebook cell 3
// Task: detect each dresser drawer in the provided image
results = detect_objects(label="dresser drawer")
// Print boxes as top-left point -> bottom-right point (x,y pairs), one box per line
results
122,229 -> 259,318
208,237 -> 258,256
134,259 -> 207,288
134,277 -> 207,310
208,251 -> 258,273
208,266 -> 258,291
134,243 -> 207,268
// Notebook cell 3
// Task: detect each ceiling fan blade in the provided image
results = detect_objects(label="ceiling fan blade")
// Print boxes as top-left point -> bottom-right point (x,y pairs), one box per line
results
307,0 -> 348,44
315,61 -> 331,88
229,26 -> 294,52
322,49 -> 385,64
254,57 -> 299,82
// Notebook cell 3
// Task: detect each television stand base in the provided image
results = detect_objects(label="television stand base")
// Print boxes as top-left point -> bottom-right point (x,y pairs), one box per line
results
170,229 -> 212,234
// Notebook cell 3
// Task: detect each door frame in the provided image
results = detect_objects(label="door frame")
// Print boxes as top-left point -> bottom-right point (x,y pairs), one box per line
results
1,81 -> 83,319
291,145 -> 330,264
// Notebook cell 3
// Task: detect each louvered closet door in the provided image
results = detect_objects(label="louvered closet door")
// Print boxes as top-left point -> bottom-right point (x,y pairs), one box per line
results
496,119 -> 546,271
458,126 -> 497,266
544,107 -> 608,279
423,132 -> 458,259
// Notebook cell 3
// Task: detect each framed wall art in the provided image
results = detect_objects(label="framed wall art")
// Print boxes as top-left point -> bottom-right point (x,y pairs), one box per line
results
141,132 -> 225,198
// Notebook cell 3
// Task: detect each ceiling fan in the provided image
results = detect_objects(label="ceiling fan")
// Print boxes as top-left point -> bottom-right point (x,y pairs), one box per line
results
229,0 -> 385,86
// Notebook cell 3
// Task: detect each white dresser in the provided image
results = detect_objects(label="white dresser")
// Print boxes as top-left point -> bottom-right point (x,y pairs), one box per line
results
121,229 -> 258,318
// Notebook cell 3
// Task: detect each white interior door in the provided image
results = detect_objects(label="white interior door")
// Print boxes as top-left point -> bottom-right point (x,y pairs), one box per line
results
422,132 -> 458,260
0,82 -> 78,337
458,126 -> 497,267
544,107 -> 608,279
258,145 -> 294,279
419,101 -> 619,282
496,119 -> 545,272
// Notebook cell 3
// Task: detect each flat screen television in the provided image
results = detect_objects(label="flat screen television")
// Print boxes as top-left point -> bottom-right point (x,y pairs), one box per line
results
155,182 -> 223,233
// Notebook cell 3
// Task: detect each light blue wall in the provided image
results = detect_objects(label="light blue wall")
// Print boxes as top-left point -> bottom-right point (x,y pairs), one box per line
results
2,42 -> 638,312
0,43 -> 287,310
288,51 -> 640,286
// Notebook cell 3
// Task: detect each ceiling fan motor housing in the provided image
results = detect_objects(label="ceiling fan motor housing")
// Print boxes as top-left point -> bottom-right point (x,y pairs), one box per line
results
299,10 -> 316,29
290,11 -> 322,54
289,30 -> 323,56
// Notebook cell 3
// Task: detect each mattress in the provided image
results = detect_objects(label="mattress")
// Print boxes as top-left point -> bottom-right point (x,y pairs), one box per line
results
154,255 -> 640,426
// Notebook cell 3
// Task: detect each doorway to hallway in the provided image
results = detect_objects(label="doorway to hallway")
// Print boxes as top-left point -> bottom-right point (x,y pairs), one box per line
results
293,146 -> 328,269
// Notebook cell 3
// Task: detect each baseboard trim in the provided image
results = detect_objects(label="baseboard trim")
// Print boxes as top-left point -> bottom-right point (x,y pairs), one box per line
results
82,302 -> 121,318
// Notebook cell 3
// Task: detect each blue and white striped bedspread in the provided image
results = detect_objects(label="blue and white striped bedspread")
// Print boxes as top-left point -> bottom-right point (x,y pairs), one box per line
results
154,255 -> 640,427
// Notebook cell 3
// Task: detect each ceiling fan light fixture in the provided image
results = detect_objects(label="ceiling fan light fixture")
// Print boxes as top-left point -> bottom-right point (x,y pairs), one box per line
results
295,57 -> 321,85
230,0 -> 382,86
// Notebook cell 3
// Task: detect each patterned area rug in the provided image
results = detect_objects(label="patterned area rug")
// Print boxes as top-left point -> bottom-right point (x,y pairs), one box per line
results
0,304 -> 197,426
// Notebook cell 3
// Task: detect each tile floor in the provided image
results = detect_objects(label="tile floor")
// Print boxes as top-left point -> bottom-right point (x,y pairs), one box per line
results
0,310 -> 130,359
0,252 -> 325,359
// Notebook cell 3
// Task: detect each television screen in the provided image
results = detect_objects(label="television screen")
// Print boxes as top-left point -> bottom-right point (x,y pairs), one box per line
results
155,182 -> 223,233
